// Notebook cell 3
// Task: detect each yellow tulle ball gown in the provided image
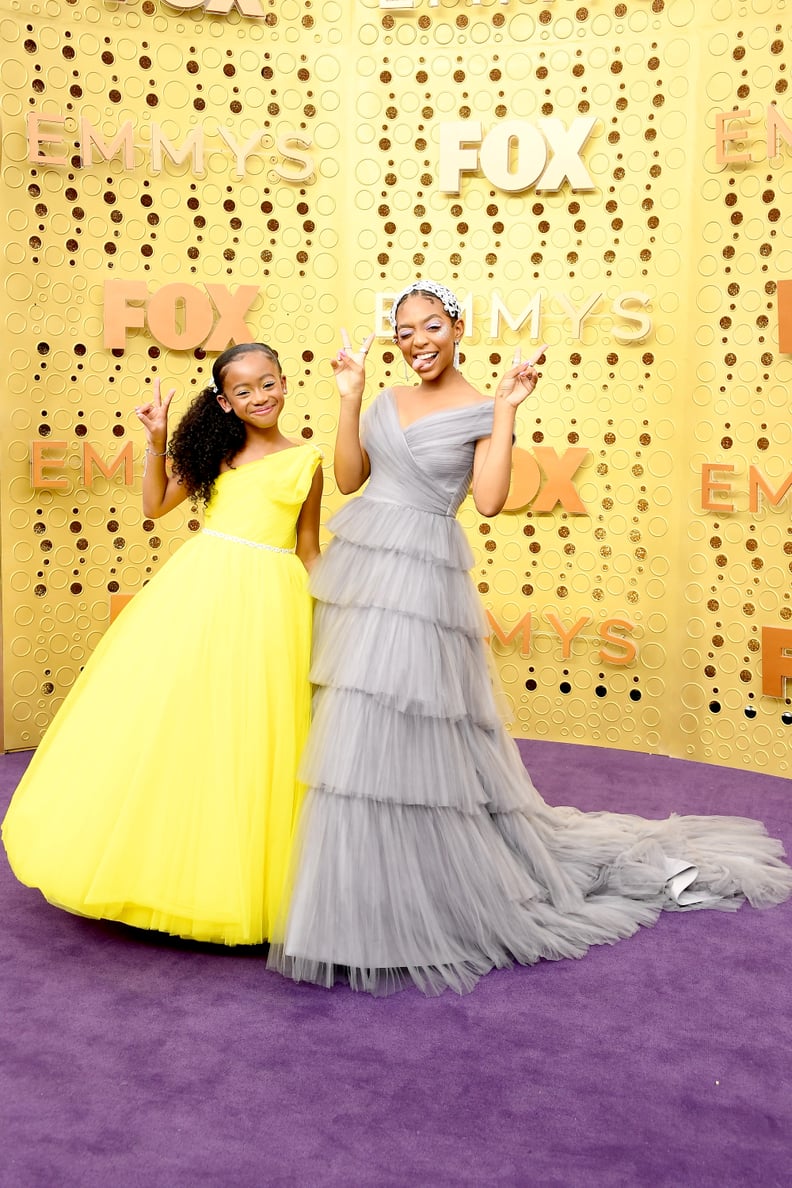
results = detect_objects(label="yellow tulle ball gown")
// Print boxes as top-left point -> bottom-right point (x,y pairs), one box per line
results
2,443 -> 322,945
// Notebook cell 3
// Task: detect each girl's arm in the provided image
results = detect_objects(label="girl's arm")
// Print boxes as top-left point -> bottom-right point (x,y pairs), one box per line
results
295,464 -> 324,571
135,379 -> 189,519
471,347 -> 544,518
331,329 -> 375,494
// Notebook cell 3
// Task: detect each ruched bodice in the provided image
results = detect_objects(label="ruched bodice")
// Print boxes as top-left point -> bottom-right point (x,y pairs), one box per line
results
205,445 -> 320,548
361,389 -> 495,517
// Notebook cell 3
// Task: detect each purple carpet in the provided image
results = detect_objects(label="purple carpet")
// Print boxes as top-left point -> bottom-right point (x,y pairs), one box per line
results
2,742 -> 791,1187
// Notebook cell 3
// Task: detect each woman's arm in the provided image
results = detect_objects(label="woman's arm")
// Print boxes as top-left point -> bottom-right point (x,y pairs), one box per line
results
471,401 -> 519,518
295,464 -> 324,571
331,329 -> 375,494
135,379 -> 190,519
471,347 -> 544,517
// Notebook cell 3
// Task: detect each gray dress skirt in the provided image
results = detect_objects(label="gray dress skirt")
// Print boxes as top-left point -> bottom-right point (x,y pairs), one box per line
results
268,388 -> 792,995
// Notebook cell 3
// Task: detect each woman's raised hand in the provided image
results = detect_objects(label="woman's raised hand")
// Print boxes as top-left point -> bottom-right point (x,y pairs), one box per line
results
495,344 -> 547,408
135,378 -> 177,448
330,329 -> 375,401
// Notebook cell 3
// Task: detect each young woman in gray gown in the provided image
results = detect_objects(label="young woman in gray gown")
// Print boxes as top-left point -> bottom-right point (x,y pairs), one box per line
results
268,280 -> 792,996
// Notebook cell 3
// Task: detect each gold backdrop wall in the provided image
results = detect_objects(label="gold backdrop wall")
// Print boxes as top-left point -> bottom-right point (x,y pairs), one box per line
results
2,0 -> 791,776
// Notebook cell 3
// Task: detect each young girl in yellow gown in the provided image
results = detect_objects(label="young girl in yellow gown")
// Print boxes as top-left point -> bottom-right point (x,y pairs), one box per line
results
2,343 -> 323,945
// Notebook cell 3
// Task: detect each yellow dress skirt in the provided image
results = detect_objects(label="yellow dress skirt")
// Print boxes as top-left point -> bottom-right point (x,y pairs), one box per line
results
2,444 -> 322,945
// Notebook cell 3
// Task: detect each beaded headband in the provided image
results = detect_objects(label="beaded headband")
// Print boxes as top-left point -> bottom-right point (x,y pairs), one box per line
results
388,280 -> 462,330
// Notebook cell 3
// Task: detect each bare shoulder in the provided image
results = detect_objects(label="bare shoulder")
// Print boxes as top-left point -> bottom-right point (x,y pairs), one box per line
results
452,376 -> 488,405
281,438 -> 321,457
459,389 -> 494,410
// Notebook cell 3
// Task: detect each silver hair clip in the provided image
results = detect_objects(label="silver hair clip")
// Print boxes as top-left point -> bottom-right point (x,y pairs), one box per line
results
388,280 -> 462,330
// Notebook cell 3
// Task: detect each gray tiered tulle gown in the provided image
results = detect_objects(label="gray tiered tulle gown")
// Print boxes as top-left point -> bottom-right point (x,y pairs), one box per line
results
268,388 -> 792,995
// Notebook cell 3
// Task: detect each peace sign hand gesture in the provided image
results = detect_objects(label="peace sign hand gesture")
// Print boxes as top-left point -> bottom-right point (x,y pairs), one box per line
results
495,344 -> 547,408
135,377 -> 177,451
330,329 -> 375,401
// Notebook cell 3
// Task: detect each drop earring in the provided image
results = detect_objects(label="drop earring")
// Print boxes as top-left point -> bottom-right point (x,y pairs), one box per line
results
453,342 -> 461,369
402,357 -> 412,383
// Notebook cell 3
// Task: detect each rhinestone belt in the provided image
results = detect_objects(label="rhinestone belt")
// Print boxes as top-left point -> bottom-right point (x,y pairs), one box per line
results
203,529 -> 294,554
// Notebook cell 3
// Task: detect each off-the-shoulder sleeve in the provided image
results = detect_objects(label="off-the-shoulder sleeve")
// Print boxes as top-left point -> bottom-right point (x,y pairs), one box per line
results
468,400 -> 516,444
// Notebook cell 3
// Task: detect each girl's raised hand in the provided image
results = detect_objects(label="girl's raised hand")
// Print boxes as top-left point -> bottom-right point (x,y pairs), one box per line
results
330,329 -> 375,400
135,377 -> 177,447
495,344 -> 547,408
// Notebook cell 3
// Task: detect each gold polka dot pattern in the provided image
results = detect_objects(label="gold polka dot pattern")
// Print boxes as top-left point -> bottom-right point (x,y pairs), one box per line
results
1,1 -> 790,773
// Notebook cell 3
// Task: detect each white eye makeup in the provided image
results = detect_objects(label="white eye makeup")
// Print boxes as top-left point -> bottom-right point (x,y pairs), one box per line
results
397,320 -> 449,340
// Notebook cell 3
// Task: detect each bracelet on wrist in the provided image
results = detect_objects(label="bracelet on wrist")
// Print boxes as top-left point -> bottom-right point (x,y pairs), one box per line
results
145,447 -> 168,457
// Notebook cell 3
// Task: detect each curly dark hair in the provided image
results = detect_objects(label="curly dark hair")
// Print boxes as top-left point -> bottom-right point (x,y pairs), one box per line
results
168,342 -> 282,504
